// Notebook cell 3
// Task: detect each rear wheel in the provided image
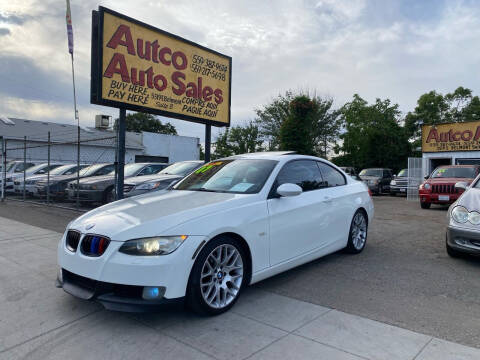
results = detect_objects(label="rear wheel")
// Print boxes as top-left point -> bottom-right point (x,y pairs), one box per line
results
187,236 -> 247,315
345,210 -> 368,254
420,202 -> 431,209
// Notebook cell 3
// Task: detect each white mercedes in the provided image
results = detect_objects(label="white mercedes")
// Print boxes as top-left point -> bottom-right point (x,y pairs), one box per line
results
57,152 -> 374,314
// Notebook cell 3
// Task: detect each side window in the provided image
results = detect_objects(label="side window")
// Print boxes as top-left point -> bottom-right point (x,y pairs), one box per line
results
138,166 -> 156,176
317,162 -> 346,187
383,169 -> 389,178
275,160 -> 324,192
151,164 -> 166,173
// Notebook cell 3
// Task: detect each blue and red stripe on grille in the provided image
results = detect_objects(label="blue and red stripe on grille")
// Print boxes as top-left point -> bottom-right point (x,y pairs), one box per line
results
80,235 -> 110,257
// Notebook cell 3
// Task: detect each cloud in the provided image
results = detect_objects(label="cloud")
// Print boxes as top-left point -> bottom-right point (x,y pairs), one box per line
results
1,0 -> 480,145
0,28 -> 10,36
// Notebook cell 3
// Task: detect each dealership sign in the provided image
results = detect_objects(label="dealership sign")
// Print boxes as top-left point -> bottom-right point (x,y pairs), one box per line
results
422,120 -> 480,152
91,7 -> 231,127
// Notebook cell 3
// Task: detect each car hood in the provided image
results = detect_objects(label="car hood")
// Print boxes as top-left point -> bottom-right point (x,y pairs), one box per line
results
457,187 -> 480,211
125,174 -> 181,185
69,190 -> 251,241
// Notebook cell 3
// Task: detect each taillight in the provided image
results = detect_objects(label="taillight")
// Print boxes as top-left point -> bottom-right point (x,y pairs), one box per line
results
368,188 -> 372,197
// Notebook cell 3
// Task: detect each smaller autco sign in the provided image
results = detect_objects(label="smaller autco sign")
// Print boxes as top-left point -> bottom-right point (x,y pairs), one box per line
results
91,7 -> 231,127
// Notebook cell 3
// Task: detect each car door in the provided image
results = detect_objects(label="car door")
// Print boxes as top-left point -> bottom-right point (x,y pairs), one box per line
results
267,160 -> 330,266
316,161 -> 351,246
383,169 -> 392,190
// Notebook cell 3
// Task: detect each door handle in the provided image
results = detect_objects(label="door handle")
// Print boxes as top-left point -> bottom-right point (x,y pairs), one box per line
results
322,196 -> 333,203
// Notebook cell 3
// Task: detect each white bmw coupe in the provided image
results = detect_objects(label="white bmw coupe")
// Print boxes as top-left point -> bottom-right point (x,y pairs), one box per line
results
57,152 -> 374,314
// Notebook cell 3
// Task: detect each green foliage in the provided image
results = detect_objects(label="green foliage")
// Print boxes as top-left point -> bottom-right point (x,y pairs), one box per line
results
254,91 -> 294,150
279,96 -> 317,155
334,94 -> 411,172
255,90 -> 341,157
405,86 -> 480,146
115,112 -> 177,135
213,122 -> 263,159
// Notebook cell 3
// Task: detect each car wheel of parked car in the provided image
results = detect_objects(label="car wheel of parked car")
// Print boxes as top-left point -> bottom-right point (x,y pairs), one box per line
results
420,202 -> 431,209
104,187 -> 115,204
345,210 -> 368,254
187,236 -> 247,315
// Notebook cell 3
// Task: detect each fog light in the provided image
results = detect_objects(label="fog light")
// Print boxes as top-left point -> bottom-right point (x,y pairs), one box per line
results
142,286 -> 165,300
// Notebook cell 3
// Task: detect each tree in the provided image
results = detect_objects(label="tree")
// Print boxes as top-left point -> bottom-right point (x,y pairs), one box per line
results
279,95 -> 317,155
254,91 -> 294,150
255,90 -> 341,157
115,112 -> 177,135
333,94 -> 410,172
212,122 -> 263,159
405,87 -> 480,146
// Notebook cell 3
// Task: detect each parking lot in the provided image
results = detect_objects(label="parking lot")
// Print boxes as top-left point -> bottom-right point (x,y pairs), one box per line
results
1,196 -> 480,359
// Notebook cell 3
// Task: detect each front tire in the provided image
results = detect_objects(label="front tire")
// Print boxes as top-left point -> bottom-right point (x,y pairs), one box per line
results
345,210 -> 368,254
420,202 -> 431,209
187,236 -> 247,315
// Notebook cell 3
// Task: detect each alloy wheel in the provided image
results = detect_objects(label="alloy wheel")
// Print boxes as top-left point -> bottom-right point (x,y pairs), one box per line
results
200,244 -> 244,309
351,212 -> 367,250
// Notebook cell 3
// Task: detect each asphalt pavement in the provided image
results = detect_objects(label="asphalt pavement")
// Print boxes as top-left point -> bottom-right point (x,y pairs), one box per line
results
0,195 -> 479,349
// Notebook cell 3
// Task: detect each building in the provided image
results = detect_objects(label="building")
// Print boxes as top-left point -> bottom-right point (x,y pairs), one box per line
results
0,117 -> 199,165
421,120 -> 480,175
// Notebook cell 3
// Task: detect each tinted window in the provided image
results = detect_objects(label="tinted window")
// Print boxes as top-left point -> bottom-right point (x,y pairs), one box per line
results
276,160 -> 324,192
95,165 -> 114,175
383,170 -> 391,178
317,162 -> 346,187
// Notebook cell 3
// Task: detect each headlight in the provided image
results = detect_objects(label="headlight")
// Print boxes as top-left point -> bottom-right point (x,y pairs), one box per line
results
136,181 -> 161,191
468,211 -> 480,225
119,235 -> 188,255
390,180 -> 396,185
452,206 -> 469,223
424,183 -> 430,190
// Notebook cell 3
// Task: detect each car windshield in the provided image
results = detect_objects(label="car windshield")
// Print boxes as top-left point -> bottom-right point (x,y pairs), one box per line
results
25,164 -> 46,174
174,159 -> 277,194
50,164 -> 75,175
431,167 -> 476,178
108,163 -> 147,177
79,164 -> 106,176
159,162 -> 202,176
397,169 -> 408,177
359,169 -> 382,177
5,162 -> 16,172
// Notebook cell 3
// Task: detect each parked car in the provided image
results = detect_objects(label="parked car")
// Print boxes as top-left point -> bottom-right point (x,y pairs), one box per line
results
16,164 -> 89,196
66,163 -> 168,203
359,168 -> 393,194
446,176 -> 480,257
35,163 -> 115,199
9,163 -> 63,193
0,161 -> 37,191
419,165 -> 480,209
13,163 -> 64,194
389,169 -> 421,196
57,152 -> 374,314
124,160 -> 204,198
340,167 -> 356,176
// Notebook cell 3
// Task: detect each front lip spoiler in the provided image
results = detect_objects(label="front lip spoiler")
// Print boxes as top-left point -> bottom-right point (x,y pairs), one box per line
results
56,273 -> 184,313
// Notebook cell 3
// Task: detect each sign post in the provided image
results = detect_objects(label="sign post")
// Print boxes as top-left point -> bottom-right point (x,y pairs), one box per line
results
116,108 -> 126,199
91,7 -> 231,193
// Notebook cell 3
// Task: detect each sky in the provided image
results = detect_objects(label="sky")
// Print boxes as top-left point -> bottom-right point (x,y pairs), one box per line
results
1,0 -> 480,143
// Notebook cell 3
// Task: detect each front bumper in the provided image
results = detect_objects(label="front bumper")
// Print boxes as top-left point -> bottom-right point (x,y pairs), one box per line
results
57,231 -> 207,309
67,188 -> 104,202
446,225 -> 480,256
419,192 -> 460,205
56,269 -> 184,312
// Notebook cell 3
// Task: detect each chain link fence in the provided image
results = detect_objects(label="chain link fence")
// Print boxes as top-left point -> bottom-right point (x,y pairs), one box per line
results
1,131 -> 118,210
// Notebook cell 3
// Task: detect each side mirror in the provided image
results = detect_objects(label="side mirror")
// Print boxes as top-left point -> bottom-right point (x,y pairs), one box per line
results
277,183 -> 302,197
455,181 -> 468,191
424,175 -> 429,180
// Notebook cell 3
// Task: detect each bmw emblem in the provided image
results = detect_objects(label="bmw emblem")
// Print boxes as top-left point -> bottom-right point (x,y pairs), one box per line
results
85,223 -> 95,230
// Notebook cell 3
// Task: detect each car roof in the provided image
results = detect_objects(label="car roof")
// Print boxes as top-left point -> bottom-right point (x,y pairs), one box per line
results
226,151 -> 303,161
436,165 -> 478,168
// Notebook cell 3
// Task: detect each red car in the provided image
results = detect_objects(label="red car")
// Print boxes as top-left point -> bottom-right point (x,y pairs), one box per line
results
419,165 -> 480,209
